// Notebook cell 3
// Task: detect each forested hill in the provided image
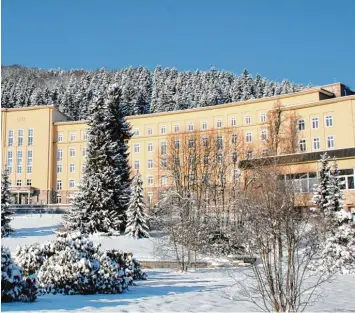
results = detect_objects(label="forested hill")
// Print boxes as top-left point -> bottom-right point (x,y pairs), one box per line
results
1,65 -> 307,120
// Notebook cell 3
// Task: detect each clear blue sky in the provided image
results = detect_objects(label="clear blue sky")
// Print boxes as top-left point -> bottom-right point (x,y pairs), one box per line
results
2,0 -> 355,88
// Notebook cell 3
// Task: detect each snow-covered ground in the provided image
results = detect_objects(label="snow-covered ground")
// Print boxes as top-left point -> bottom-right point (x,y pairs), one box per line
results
2,214 -> 355,312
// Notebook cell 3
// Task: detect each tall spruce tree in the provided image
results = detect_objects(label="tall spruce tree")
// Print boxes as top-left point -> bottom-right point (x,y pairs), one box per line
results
125,172 -> 149,239
64,84 -> 131,234
1,168 -> 13,237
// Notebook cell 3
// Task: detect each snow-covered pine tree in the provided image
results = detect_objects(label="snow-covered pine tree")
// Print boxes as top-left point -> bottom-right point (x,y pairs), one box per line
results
312,152 -> 332,215
1,168 -> 13,237
64,84 -> 131,234
326,159 -> 344,215
125,172 -> 149,239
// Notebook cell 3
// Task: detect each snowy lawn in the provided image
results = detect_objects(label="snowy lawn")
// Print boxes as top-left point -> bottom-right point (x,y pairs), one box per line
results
2,214 -> 355,312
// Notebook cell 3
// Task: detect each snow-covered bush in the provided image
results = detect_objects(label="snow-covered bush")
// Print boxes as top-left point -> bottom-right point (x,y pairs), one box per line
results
1,246 -> 37,302
35,231 -> 146,295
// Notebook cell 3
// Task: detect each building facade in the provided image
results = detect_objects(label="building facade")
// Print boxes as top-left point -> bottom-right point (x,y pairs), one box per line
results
1,82 -> 355,209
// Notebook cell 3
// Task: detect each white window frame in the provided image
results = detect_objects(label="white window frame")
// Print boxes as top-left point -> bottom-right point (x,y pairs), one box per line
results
312,117 -> 319,129
26,179 -> 32,186
7,151 -> 13,174
148,159 -> 153,169
232,134 -> 237,144
57,149 -> 63,161
134,160 -> 140,170
57,164 -> 63,173
17,150 -> 23,174
70,133 -> 76,141
134,144 -> 140,153
202,121 -> 208,130
188,123 -> 194,132
161,142 -> 167,155
70,148 -> 76,157
216,119 -> 222,128
82,148 -> 86,156
260,113 -> 266,123
16,180 -> 22,187
261,129 -> 267,141
217,135 -> 223,149
313,137 -> 320,150
298,119 -> 305,131
56,180 -> 62,190
58,133 -> 63,142
161,125 -> 166,134
148,142 -> 153,152
27,150 -> 33,174
246,132 -> 252,143
231,118 -> 236,126
174,124 -> 180,133
69,179 -> 75,188
245,115 -> 251,125
69,164 -> 75,173
18,129 -> 24,146
133,128 -> 140,136
325,115 -> 333,127
28,128 -> 34,146
161,175 -> 167,186
299,139 -> 307,152
147,128 -> 153,136
327,135 -> 335,149
148,176 -> 153,186
147,192 -> 153,203
83,131 -> 88,141
161,158 -> 167,169
8,129 -> 14,147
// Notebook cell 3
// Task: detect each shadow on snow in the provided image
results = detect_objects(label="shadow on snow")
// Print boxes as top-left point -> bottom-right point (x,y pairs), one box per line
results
10,225 -> 61,238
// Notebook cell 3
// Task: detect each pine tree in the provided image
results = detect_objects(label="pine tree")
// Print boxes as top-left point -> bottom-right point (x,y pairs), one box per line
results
1,168 -> 13,237
125,172 -> 149,239
326,159 -> 344,215
312,153 -> 332,215
64,84 -> 131,234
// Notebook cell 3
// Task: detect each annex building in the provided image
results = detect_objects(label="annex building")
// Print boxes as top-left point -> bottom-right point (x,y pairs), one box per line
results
1,82 -> 355,211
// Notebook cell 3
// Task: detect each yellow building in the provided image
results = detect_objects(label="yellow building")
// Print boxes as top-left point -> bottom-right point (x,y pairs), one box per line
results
1,82 -> 355,209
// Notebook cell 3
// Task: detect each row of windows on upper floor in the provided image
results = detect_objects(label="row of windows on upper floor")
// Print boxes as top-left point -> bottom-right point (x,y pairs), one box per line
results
132,134 -> 337,154
8,179 -> 33,187
57,132 -> 88,142
6,150 -> 33,175
57,147 -> 87,160
132,115 -> 334,136
56,179 -> 77,190
7,129 -> 34,147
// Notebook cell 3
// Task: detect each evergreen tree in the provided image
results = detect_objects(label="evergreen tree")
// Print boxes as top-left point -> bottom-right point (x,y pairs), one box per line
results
312,153 -> 332,215
1,168 -> 13,237
64,84 -> 131,234
326,159 -> 344,214
125,172 -> 150,239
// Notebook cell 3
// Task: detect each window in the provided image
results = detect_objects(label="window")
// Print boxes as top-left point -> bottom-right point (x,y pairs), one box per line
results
231,118 -> 236,126
232,152 -> 238,163
231,134 -> 237,144
312,117 -> 319,129
175,157 -> 180,166
246,132 -> 252,143
134,160 -> 140,170
204,156 -> 209,165
245,115 -> 251,125
261,129 -> 267,141
56,195 -> 62,204
161,175 -> 167,186
147,128 -> 153,136
147,192 -> 153,203
69,164 -> 75,173
202,121 -> 208,130
148,159 -> 153,169
57,149 -> 63,161
161,125 -> 166,134
216,120 -> 222,128
161,158 -> 167,169
83,132 -> 88,141
299,139 -> 307,152
174,124 -> 180,133
27,150 -> 33,174
70,133 -> 76,141
202,137 -> 208,147
70,148 -> 76,157
26,179 -> 32,186
260,113 -> 266,123
313,138 -> 320,150
188,139 -> 195,148
233,169 -> 239,181
58,134 -> 63,142
82,148 -> 86,156
174,140 -> 180,149
217,153 -> 223,164
18,129 -> 24,146
327,136 -> 335,149
133,128 -> 139,136
188,123 -> 194,131
161,142 -> 167,155
17,151 -> 23,174
7,151 -> 13,174
217,136 -> 223,149
8,130 -> 14,146
246,151 -> 253,159
325,115 -> 333,127
298,119 -> 305,131
69,180 -> 75,188
28,129 -> 34,146
134,144 -> 140,153
338,169 -> 355,190
57,164 -> 63,173
148,142 -> 153,152
17,180 -> 22,187
148,176 -> 153,186
56,180 -> 62,190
